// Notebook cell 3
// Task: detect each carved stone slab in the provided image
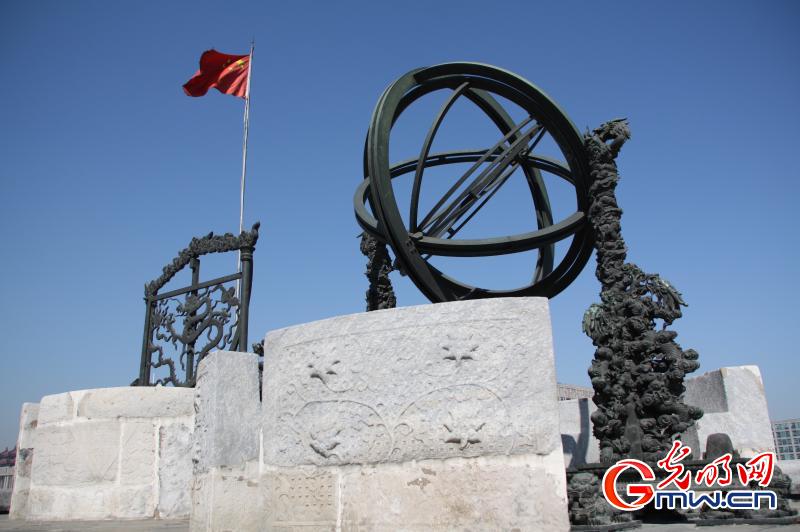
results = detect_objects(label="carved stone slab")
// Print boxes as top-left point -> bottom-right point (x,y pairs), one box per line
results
262,297 -> 561,467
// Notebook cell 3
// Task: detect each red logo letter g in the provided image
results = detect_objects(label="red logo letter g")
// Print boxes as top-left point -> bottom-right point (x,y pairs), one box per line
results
601,459 -> 656,511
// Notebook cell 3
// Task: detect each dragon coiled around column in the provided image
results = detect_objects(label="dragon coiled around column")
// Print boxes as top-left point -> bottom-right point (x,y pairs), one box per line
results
582,119 -> 703,464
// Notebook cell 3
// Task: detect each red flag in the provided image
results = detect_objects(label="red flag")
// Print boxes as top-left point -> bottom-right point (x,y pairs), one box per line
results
183,50 -> 250,98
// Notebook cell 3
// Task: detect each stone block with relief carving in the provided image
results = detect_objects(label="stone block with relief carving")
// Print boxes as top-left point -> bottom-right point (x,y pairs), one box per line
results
256,297 -> 569,531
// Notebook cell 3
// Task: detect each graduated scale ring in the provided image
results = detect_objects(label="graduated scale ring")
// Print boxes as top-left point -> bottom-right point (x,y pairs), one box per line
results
354,62 -> 593,303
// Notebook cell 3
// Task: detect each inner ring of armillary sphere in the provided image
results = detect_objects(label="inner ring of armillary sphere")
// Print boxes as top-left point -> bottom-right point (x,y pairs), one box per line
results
354,62 -> 593,303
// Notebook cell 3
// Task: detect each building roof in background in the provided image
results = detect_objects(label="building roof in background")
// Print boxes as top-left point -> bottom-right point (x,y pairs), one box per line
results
0,447 -> 16,467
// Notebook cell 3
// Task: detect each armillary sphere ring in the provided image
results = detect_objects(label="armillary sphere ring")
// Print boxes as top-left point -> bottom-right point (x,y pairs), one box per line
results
354,62 -> 593,303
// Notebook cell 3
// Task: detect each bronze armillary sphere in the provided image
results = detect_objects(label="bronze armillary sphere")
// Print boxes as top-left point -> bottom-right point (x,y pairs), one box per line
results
354,63 -> 593,303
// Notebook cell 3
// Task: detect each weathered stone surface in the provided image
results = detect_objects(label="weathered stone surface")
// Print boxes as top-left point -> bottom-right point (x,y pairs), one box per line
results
0,517 -> 190,530
37,392 -> 79,425
159,421 -> 194,518
9,403 -> 39,519
262,298 -> 561,467
120,420 -> 156,486
683,365 -> 775,457
335,453 -> 568,531
31,421 -> 120,487
113,485 -> 155,519
27,486 -> 114,520
19,387 -> 195,521
266,467 -> 336,525
190,462 -> 263,532
559,398 -> 599,468
16,403 -> 39,448
684,369 -> 727,413
77,387 -> 194,420
193,351 -> 260,474
193,452 -> 569,531
27,485 -> 154,521
190,299 -> 568,530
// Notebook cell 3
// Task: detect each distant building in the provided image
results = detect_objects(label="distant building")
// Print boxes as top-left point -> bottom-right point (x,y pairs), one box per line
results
0,447 -> 14,468
0,447 -> 15,513
557,383 -> 593,401
772,418 -> 800,461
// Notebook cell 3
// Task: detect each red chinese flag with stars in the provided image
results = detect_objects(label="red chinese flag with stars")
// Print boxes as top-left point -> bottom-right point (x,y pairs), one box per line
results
183,50 -> 250,98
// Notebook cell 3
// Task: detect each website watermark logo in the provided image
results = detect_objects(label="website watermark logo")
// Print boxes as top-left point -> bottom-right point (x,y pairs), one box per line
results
601,440 -> 777,511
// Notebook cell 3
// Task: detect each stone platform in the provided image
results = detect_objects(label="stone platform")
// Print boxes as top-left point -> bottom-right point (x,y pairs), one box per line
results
10,387 -> 194,521
14,298 -> 785,530
193,297 -> 570,531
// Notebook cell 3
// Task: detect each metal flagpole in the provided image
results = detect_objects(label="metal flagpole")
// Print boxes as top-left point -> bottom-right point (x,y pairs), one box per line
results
237,41 -> 254,298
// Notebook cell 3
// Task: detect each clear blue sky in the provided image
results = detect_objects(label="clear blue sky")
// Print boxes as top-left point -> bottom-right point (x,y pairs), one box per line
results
1,1 -> 798,448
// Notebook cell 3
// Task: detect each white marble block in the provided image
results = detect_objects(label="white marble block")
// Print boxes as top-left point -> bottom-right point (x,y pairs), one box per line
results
189,351 -> 262,532
256,297 -> 569,531
192,350 -> 261,473
19,386 -> 194,521
9,402 -> 39,519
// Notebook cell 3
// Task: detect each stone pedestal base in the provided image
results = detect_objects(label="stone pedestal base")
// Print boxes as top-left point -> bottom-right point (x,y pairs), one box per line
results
192,297 -> 570,531
193,452 -> 567,531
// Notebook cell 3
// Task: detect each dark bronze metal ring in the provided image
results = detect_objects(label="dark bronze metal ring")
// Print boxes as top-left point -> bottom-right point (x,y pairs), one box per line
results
354,62 -> 593,302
